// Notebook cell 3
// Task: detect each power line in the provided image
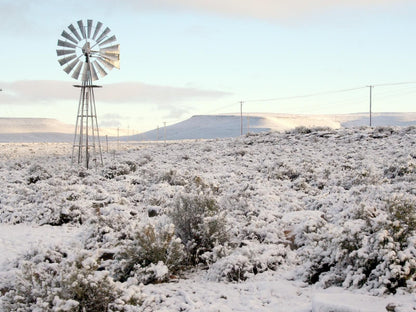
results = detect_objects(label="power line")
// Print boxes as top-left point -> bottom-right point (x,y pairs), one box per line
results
244,86 -> 367,103
240,100 -> 243,135
205,102 -> 238,114
243,81 -> 416,104
177,81 -> 416,120
372,81 -> 416,87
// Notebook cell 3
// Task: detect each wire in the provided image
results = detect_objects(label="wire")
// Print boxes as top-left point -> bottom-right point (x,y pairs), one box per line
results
204,102 -> 239,114
243,81 -> 416,104
372,81 -> 416,87
186,80 -> 416,121
244,86 -> 367,103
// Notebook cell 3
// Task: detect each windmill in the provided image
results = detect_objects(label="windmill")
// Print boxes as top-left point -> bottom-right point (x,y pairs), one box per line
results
56,19 -> 120,168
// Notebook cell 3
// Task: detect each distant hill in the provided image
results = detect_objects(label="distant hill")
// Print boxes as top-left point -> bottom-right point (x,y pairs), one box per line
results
132,112 -> 416,141
1,113 -> 416,142
0,118 -> 73,143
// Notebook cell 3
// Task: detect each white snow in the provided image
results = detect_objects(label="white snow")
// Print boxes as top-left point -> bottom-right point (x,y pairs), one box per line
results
0,224 -> 82,267
311,290 -> 415,312
1,125 -> 416,311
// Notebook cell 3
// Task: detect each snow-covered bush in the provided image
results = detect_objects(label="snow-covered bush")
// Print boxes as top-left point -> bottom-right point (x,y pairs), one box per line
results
27,164 -> 51,184
82,207 -> 139,251
384,159 -> 416,180
268,161 -> 300,181
102,161 -> 136,179
169,194 -> 228,265
128,261 -> 170,285
1,247 -> 141,311
114,222 -> 184,283
285,126 -> 332,135
299,196 -> 416,293
207,242 -> 288,282
158,169 -> 187,186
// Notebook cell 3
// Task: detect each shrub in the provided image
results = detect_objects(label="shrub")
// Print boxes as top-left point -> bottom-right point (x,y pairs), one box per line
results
287,126 -> 312,134
115,222 -> 184,283
384,161 -> 416,180
27,164 -> 51,184
207,242 -> 288,282
128,261 -> 170,285
102,162 -> 135,179
169,194 -> 228,265
300,197 -> 416,293
1,248 -> 141,311
159,170 -> 186,186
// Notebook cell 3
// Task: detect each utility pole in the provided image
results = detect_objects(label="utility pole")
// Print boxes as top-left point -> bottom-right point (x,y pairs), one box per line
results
117,127 -> 120,150
164,122 -> 167,144
240,101 -> 243,136
367,85 -> 374,127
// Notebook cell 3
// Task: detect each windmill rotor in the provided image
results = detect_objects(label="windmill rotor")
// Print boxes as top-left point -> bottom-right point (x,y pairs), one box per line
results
57,19 -> 120,81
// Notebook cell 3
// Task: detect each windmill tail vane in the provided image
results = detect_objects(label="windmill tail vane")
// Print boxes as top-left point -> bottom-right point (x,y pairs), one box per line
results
56,19 -> 120,169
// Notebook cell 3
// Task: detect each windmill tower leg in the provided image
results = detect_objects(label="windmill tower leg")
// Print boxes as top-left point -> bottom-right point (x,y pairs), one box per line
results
90,87 -> 104,165
72,80 -> 103,169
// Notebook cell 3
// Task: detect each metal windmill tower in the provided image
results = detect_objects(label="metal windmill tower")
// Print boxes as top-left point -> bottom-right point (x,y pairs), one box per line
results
56,19 -> 120,168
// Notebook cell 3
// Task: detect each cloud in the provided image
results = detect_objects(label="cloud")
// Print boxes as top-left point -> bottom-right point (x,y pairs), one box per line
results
100,114 -> 123,127
0,80 -> 77,104
111,0 -> 410,20
0,80 -> 230,106
96,82 -> 229,105
0,80 -> 230,127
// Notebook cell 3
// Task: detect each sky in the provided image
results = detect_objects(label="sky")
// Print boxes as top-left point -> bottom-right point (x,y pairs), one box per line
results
1,0 -> 416,133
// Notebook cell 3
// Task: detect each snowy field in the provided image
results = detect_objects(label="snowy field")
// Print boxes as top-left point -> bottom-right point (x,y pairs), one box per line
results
0,126 -> 415,311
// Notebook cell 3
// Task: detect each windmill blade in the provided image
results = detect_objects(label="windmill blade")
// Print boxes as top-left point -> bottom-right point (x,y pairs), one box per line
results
100,52 -> 119,61
77,20 -> 86,39
93,60 -> 107,78
100,44 -> 120,54
58,54 -> 77,66
63,58 -> 80,74
90,62 -> 99,81
87,19 -> 93,38
68,23 -> 82,41
92,21 -> 103,40
71,61 -> 83,80
56,49 -> 76,56
81,62 -> 89,81
101,55 -> 120,69
99,35 -> 117,47
98,57 -> 119,70
96,27 -> 111,44
61,30 -> 78,44
58,39 -> 77,49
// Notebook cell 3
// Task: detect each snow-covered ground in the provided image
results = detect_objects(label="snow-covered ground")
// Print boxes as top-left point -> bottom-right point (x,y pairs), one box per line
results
0,126 -> 415,311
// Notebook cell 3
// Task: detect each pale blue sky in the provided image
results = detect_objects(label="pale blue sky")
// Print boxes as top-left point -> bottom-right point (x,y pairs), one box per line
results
1,0 -> 416,132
